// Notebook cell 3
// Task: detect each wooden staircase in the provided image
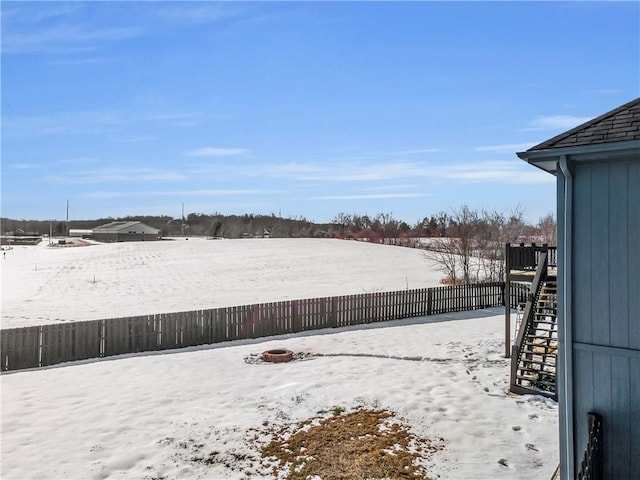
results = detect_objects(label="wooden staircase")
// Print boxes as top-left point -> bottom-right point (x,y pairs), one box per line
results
510,252 -> 558,399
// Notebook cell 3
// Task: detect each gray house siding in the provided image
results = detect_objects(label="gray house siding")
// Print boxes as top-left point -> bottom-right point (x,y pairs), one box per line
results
565,158 -> 640,478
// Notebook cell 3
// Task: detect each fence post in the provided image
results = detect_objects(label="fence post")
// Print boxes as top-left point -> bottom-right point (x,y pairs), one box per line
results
427,288 -> 432,316
291,300 -> 299,332
331,296 -> 338,328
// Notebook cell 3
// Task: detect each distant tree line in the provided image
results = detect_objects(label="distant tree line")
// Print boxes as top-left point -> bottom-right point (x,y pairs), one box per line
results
0,213 -> 338,239
1,206 -> 556,261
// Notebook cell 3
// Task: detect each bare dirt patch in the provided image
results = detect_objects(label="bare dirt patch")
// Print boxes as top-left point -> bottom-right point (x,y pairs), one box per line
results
260,408 -> 445,480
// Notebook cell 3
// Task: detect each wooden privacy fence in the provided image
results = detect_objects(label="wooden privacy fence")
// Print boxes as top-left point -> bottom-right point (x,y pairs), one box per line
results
1,281 -> 525,372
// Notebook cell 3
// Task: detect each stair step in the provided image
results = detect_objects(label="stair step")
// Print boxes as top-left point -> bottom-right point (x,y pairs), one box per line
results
526,331 -> 557,336
525,334 -> 557,340
532,319 -> 557,325
526,332 -> 557,338
519,359 -> 556,368
516,373 -> 556,384
517,370 -> 556,380
524,346 -> 556,352
517,376 -> 556,385
516,378 -> 556,390
529,332 -> 557,338
524,342 -> 557,349
525,339 -> 557,346
519,352 -> 556,360
525,345 -> 556,350
524,344 -> 556,350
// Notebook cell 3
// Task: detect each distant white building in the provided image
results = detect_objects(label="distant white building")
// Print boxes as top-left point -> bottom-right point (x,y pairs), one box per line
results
69,229 -> 93,238
92,221 -> 161,243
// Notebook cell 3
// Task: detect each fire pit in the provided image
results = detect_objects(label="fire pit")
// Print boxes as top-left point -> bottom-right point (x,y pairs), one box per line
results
262,349 -> 294,363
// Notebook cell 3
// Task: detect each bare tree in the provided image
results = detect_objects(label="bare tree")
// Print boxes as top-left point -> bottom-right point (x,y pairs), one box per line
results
428,205 -> 480,284
425,239 -> 460,284
478,205 -> 526,282
426,205 -> 527,284
537,213 -> 557,244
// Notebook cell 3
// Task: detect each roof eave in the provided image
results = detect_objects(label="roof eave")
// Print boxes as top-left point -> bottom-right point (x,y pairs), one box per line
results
517,140 -> 640,175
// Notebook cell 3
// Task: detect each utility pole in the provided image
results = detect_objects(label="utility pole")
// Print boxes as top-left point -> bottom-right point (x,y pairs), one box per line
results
181,203 -> 185,237
66,200 -> 69,236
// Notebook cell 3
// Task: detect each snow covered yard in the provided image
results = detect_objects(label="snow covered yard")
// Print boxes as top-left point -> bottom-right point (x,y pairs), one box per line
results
1,238 -> 558,479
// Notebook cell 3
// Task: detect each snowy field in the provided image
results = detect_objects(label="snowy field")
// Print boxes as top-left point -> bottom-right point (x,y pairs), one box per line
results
1,238 -> 558,479
1,237 -> 444,328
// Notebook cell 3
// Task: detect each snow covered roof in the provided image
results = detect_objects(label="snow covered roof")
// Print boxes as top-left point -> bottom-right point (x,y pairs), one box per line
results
93,221 -> 159,234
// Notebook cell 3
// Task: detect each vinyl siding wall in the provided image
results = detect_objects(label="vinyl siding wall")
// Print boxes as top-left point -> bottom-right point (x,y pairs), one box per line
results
568,157 -> 640,479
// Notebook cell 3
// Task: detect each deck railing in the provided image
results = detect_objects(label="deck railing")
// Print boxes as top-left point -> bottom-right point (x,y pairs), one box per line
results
577,412 -> 604,480
1,281 -> 518,372
506,243 -> 557,271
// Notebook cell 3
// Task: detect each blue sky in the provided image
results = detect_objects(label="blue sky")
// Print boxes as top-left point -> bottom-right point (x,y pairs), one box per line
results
2,1 -> 639,224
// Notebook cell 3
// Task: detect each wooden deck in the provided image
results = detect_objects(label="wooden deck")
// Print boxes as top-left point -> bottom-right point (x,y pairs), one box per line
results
508,268 -> 557,282
504,244 -> 557,358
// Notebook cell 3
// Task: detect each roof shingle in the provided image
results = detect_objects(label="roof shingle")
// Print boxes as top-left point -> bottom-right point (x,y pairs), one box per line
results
529,97 -> 640,151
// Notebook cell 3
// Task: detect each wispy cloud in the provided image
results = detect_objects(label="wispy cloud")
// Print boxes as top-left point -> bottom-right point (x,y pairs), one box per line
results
359,184 -> 419,191
7,162 -> 41,170
475,143 -> 536,153
312,193 -> 431,201
43,167 -> 187,186
153,4 -> 243,26
364,147 -> 443,157
85,188 -> 275,199
1,3 -> 84,24
524,114 -> 592,131
47,57 -> 114,66
320,147 -> 443,164
111,135 -> 157,143
185,147 -> 249,157
56,157 -> 101,167
3,110 -> 199,138
205,159 -> 554,185
2,25 -> 142,55
178,189 -> 275,197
